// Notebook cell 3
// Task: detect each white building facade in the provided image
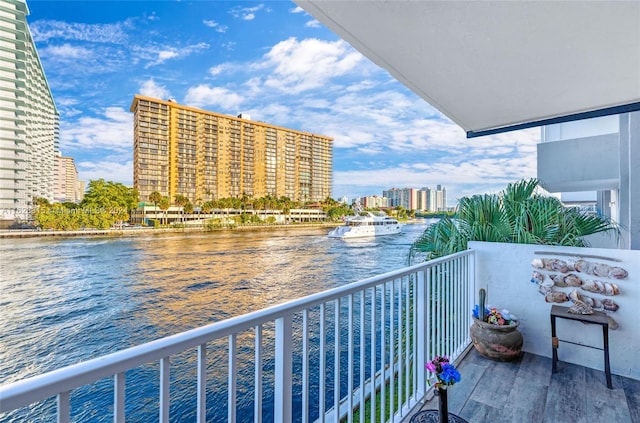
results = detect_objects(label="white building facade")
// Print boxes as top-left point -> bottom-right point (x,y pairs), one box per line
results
539,114 -> 640,249
0,0 -> 59,224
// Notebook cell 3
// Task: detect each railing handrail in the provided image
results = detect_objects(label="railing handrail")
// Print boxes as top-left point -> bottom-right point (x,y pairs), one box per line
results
0,249 -> 474,415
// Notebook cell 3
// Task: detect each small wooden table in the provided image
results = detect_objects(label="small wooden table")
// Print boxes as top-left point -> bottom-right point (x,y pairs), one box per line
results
550,305 -> 612,389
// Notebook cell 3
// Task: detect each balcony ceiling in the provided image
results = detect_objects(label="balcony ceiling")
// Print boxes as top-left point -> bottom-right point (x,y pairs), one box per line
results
295,1 -> 640,137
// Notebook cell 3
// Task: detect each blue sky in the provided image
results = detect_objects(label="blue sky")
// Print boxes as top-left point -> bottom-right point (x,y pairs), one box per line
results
28,0 -> 539,205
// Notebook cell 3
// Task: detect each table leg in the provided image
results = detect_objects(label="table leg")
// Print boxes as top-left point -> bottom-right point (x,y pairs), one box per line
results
603,325 -> 612,389
551,315 -> 558,373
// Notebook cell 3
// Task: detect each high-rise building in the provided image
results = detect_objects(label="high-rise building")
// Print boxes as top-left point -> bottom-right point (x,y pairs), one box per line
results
382,185 -> 448,212
54,155 -> 82,203
130,95 -> 333,204
363,195 -> 388,208
382,187 -> 419,210
0,0 -> 59,224
422,185 -> 447,211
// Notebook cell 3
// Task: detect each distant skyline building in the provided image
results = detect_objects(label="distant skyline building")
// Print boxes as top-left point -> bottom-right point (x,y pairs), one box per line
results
0,0 -> 59,224
382,185 -> 447,211
54,155 -> 83,203
130,95 -> 333,204
422,184 -> 447,212
383,187 -> 419,210
363,195 -> 389,208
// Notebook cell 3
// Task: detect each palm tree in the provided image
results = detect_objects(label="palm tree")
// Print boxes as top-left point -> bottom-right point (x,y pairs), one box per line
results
174,194 -> 189,223
158,196 -> 170,226
149,191 -> 162,225
409,179 -> 619,263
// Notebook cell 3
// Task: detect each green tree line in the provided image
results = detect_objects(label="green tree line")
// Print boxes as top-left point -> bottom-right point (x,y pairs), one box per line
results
34,179 -> 139,230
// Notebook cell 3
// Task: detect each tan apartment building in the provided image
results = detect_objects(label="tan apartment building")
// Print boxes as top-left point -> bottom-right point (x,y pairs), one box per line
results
130,95 -> 333,204
54,155 -> 83,203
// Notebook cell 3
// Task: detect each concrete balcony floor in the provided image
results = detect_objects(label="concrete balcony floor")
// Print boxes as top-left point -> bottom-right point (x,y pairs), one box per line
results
406,348 -> 640,423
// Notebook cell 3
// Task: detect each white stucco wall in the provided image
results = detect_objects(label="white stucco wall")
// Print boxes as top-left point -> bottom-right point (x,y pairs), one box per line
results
469,241 -> 640,380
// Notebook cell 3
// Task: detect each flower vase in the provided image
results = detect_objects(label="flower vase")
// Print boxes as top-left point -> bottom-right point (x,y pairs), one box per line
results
437,386 -> 448,423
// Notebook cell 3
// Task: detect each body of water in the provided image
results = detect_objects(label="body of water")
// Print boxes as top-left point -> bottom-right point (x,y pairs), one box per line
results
0,221 -> 433,422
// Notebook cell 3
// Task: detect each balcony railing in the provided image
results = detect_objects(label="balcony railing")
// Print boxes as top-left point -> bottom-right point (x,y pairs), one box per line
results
0,250 -> 475,423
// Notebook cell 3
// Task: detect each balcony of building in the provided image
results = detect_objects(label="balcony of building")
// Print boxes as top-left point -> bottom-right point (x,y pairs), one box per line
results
1,240 -> 638,422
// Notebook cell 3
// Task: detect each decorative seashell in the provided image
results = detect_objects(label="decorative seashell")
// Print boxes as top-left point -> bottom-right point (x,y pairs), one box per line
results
604,282 -> 619,296
602,299 -> 619,312
550,274 -> 568,287
565,259 -> 577,272
581,295 -> 603,311
530,271 -> 544,285
545,291 -> 569,303
581,279 -> 602,293
567,289 -> 593,314
531,258 -> 544,269
581,279 -> 619,296
568,288 -> 582,303
568,301 -> 593,315
609,267 -> 628,280
544,258 -> 570,273
594,263 -> 612,278
538,284 -> 552,296
563,274 -> 583,287
575,259 -> 595,275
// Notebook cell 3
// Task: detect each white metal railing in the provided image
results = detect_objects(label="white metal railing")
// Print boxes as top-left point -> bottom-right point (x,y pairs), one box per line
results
0,250 -> 475,423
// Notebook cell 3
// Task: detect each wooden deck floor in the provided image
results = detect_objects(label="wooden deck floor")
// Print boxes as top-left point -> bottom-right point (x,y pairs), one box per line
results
406,348 -> 640,423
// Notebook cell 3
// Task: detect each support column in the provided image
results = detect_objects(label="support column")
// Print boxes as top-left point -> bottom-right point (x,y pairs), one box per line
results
619,112 -> 640,250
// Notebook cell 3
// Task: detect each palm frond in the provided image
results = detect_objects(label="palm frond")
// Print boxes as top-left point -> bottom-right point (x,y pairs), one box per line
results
409,178 -> 620,263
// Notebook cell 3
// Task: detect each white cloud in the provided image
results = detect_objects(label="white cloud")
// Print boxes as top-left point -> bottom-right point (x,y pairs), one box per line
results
260,37 -> 363,94
183,85 -> 244,110
77,160 -> 133,186
333,150 -> 538,203
55,97 -> 80,107
203,19 -> 228,33
230,4 -> 266,20
243,103 -> 292,125
289,6 -> 305,14
222,41 -> 237,51
144,42 -> 209,68
44,43 -> 92,59
158,50 -> 179,61
30,20 -> 128,43
59,107 -> 132,153
209,63 -> 235,76
139,78 -> 171,100
305,20 -> 321,28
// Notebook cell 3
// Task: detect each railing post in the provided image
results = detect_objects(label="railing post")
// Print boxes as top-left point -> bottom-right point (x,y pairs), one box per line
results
160,357 -> 170,423
469,250 -> 477,325
114,372 -> 125,423
57,391 -> 70,423
197,344 -> 206,423
416,269 -> 427,399
274,315 -> 293,423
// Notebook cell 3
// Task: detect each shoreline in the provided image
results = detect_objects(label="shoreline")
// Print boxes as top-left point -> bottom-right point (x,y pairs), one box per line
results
0,219 -> 431,239
0,222 -> 343,239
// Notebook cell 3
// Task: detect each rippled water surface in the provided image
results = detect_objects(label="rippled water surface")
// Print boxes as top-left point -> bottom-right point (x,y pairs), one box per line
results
0,222 -> 432,422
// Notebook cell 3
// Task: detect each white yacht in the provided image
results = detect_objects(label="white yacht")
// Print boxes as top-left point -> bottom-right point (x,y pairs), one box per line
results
327,212 -> 402,239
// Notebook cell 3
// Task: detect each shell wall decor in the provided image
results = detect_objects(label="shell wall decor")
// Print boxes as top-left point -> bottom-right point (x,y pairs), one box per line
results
529,255 -> 628,326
